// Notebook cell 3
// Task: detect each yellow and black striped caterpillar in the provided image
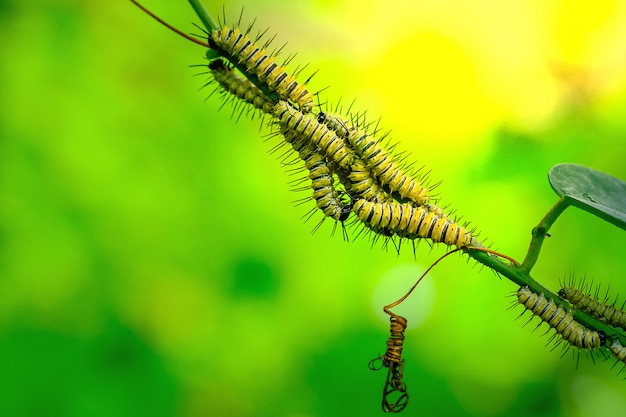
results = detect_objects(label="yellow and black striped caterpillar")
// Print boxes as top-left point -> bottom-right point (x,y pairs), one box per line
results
608,339 -> 626,376
275,104 -> 353,230
348,127 -> 430,205
131,0 -> 475,252
209,26 -> 315,113
317,110 -> 352,139
558,285 -> 626,331
316,111 -> 391,203
352,199 -> 473,248
303,151 -> 351,223
345,158 -> 388,203
207,59 -> 275,116
288,140 -> 352,226
516,286 -> 605,350
204,68 -> 353,229
274,101 -> 356,169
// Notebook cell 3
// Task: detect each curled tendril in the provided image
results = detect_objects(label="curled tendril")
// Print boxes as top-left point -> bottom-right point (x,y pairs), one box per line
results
370,314 -> 409,412
368,356 -> 384,371
382,361 -> 409,412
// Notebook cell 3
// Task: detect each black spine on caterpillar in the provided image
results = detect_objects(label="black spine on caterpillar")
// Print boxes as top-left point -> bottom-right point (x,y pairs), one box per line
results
208,59 -> 275,115
274,101 -> 356,169
517,286 -> 606,350
352,199 -> 474,248
347,127 -> 429,205
209,26 -> 314,113
558,286 -> 626,331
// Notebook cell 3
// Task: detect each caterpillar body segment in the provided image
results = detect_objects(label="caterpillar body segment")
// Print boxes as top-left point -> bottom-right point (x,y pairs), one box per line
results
352,199 -> 473,248
208,59 -> 275,115
348,127 -> 429,205
274,101 -> 356,169
209,27 -> 314,112
345,159 -> 388,203
317,111 -> 352,139
312,111 -> 388,203
558,286 -> 626,331
516,286 -> 605,351
609,339 -> 626,377
316,111 -> 399,203
301,147 -> 352,223
278,113 -> 352,226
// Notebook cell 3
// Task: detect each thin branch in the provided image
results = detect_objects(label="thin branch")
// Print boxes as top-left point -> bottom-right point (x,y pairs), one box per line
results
187,0 -> 219,31
520,198 -> 569,273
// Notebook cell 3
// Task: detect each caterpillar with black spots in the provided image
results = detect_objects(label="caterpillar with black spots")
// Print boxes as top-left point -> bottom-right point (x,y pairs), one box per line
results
352,199 -> 473,248
209,26 -> 315,113
558,285 -> 626,331
516,286 -> 605,350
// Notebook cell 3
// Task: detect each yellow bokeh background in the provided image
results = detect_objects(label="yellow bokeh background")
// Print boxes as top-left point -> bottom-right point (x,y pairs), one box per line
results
1,0 -> 626,416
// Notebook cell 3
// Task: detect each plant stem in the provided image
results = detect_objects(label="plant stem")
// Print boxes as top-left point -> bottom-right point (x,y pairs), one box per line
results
185,0 -> 626,351
467,248 -> 542,289
520,198 -> 569,273
467,247 -> 626,346
188,0 -> 218,31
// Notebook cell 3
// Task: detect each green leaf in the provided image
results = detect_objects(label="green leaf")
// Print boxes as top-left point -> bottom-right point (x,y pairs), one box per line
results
549,163 -> 626,230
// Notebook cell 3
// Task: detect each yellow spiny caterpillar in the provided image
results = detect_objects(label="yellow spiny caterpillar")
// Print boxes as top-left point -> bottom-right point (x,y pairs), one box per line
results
317,110 -> 352,139
558,285 -> 626,331
274,100 -> 356,169
129,0 -> 289,113
348,127 -> 430,205
276,111 -> 353,232
608,339 -> 626,377
317,109 -> 430,205
346,158 -> 388,202
206,68 -> 352,228
352,199 -> 473,248
516,286 -> 605,350
315,110 -> 390,203
132,0 -> 469,251
295,146 -> 352,226
209,26 -> 315,113
207,59 -> 275,115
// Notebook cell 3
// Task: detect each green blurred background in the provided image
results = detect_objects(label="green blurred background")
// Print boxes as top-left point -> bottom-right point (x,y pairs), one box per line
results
1,0 -> 626,416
